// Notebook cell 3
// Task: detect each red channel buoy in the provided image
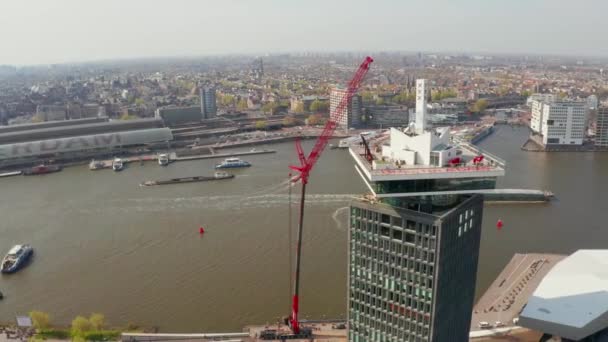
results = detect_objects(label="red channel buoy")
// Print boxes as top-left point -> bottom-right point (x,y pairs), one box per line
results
496,219 -> 504,230
199,226 -> 205,234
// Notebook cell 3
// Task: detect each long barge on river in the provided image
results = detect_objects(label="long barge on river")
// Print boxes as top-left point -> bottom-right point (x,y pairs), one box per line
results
140,172 -> 234,186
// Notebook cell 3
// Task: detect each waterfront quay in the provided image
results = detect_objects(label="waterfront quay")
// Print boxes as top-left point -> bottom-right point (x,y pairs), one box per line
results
122,322 -> 348,342
470,253 -> 566,333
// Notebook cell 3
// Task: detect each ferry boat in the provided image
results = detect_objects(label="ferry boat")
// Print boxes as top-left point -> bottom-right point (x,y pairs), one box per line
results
1,244 -> 33,274
22,164 -> 62,176
89,159 -> 105,170
112,158 -> 124,171
158,154 -> 170,166
215,157 -> 251,169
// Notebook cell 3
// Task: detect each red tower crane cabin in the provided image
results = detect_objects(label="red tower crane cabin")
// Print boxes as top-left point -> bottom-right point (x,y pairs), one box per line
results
287,56 -> 373,335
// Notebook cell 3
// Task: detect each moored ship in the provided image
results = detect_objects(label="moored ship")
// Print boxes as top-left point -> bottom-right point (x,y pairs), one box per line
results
22,164 -> 62,176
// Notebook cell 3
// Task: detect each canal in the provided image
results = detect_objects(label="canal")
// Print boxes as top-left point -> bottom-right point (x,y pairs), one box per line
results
0,125 -> 606,331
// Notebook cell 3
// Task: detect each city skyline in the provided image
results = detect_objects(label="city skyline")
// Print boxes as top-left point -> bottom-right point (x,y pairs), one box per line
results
2,0 -> 608,65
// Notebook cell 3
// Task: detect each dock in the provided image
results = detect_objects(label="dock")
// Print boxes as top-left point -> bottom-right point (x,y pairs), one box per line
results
92,149 -> 276,169
470,253 -> 566,334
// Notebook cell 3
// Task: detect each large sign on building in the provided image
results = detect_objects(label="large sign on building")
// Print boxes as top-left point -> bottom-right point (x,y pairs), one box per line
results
0,128 -> 173,160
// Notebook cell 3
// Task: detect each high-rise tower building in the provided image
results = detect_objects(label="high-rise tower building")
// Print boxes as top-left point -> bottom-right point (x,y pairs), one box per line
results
331,86 -> 362,128
200,86 -> 217,119
596,106 -> 608,147
531,100 -> 586,146
415,79 -> 427,134
347,80 -> 505,342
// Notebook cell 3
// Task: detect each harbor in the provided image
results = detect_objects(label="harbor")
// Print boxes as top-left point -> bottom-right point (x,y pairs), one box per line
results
0,125 -> 603,332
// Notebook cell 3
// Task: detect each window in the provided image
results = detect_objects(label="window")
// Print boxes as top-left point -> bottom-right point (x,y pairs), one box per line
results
392,229 -> 402,241
381,226 -> 390,237
405,233 -> 415,243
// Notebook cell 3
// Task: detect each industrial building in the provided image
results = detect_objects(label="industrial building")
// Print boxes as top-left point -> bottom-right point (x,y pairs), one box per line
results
155,106 -> 203,126
0,117 -> 172,167
518,250 -> 608,341
347,79 -> 505,342
331,86 -> 363,128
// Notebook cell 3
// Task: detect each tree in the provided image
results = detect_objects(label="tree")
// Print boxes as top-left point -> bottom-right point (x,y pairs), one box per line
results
134,98 -> 145,106
237,99 -> 248,111
261,102 -> 278,114
255,120 -> 267,130
471,99 -> 488,113
120,113 -> 138,120
89,313 -> 105,331
361,91 -> 374,103
307,114 -> 322,126
521,90 -> 532,97
309,99 -> 328,113
375,98 -> 385,106
283,116 -> 297,126
293,102 -> 304,113
29,311 -> 50,330
219,94 -> 236,107
31,114 -> 44,123
71,316 -> 92,336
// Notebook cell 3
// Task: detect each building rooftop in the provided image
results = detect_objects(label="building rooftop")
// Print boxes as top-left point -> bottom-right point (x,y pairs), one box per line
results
518,250 -> 608,341
349,127 -> 505,183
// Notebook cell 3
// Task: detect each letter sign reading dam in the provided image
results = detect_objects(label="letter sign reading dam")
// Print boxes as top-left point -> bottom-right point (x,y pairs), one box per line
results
0,128 -> 173,160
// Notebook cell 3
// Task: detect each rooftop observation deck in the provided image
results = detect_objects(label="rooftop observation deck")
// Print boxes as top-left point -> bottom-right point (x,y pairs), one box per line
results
349,139 -> 505,182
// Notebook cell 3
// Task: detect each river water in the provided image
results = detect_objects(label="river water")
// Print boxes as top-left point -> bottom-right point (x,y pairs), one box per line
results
0,125 -> 606,332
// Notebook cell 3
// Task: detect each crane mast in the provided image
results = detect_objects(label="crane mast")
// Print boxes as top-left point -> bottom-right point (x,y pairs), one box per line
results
287,56 -> 373,335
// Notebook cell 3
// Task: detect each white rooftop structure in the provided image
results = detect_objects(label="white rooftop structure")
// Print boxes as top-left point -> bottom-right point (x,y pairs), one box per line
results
519,250 -> 608,341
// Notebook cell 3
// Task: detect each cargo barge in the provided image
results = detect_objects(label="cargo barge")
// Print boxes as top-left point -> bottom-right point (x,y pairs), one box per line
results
22,164 -> 63,176
140,172 -> 234,186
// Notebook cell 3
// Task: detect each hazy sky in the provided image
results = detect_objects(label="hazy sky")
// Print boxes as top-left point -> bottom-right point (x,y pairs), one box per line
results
0,0 -> 606,65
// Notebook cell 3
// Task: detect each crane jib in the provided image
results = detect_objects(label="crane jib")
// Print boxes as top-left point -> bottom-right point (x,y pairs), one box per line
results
287,56 -> 373,335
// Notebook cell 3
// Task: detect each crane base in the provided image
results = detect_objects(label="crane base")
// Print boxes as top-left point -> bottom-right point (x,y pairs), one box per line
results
258,327 -> 312,340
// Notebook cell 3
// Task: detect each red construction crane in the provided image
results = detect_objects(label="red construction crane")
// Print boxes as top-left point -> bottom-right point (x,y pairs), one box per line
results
287,56 -> 373,335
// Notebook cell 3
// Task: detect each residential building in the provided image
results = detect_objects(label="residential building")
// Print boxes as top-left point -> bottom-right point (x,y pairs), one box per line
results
200,86 -> 217,119
596,106 -> 608,147
331,86 -> 363,128
531,98 -> 587,145
587,94 -> 598,110
290,95 -> 329,112
366,105 -> 410,128
35,105 -> 67,122
347,79 -> 505,342
518,250 -> 608,341
526,93 -> 556,107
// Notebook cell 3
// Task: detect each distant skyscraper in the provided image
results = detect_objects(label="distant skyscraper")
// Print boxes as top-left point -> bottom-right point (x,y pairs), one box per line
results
200,86 -> 217,119
347,79 -> 505,341
596,106 -> 608,147
330,86 -> 362,128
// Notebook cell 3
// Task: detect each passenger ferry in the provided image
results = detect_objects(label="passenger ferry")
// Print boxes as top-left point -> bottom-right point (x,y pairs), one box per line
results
1,244 -> 33,274
158,154 -> 170,166
112,158 -> 124,171
215,157 -> 251,169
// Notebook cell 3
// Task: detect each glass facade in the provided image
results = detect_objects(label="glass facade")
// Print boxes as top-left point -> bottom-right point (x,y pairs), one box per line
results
348,196 -> 483,342
373,177 -> 496,195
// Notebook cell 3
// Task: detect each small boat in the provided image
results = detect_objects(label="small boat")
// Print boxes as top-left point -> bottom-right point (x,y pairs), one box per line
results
215,157 -> 251,169
22,164 -> 62,176
158,154 -> 170,166
89,159 -> 105,170
140,171 -> 234,186
112,158 -> 124,171
1,244 -> 33,274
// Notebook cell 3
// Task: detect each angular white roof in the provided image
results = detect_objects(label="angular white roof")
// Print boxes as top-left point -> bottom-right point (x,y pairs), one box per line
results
519,250 -> 608,340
